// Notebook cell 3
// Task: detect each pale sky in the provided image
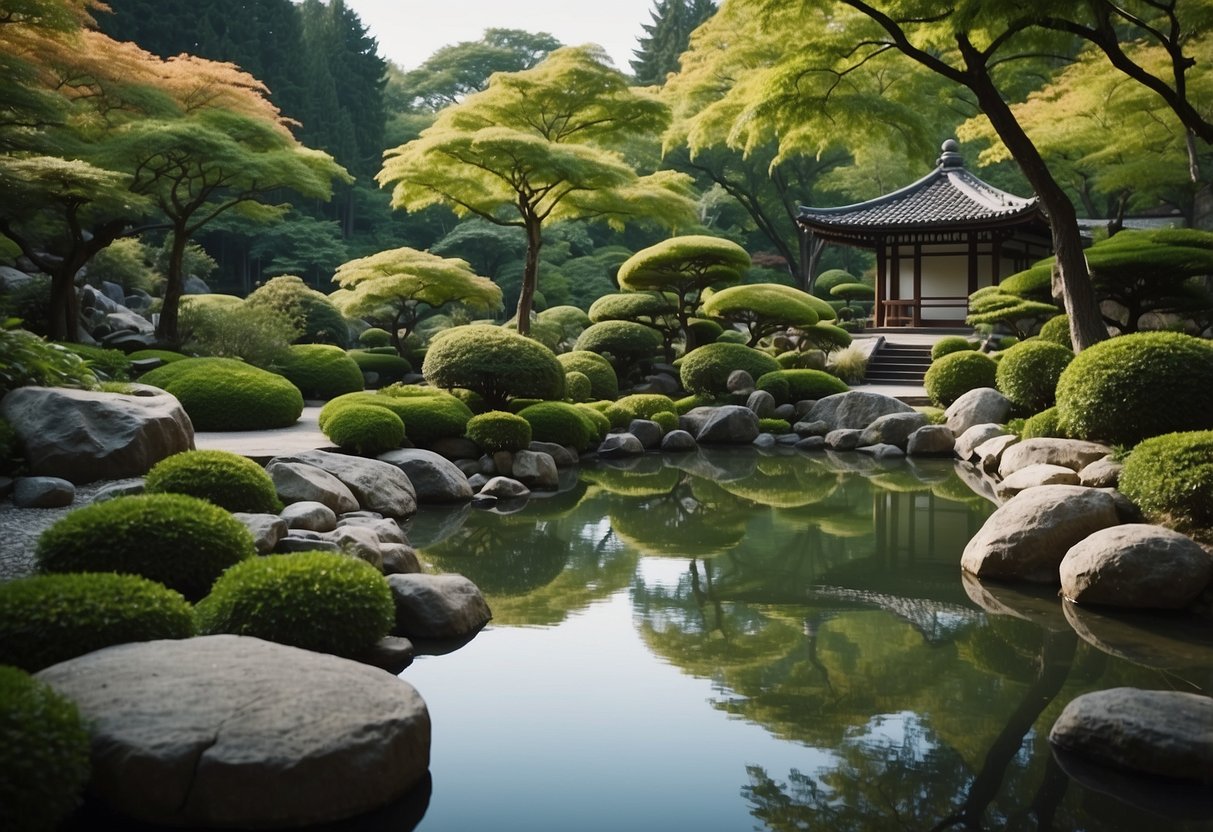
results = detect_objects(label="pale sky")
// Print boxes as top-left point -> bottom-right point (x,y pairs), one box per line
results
344,0 -> 658,71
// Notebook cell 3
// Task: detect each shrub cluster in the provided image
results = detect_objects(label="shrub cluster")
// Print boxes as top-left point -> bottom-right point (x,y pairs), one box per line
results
930,336 -> 975,361
679,343 -> 780,396
321,386 -> 473,446
573,320 -> 663,373
323,404 -> 405,456
347,349 -> 412,387
518,401 -> 598,452
556,351 -> 619,401
1021,407 -> 1065,439
145,449 -> 281,513
245,275 -> 350,346
0,572 -> 194,672
273,344 -> 364,400
615,394 -> 679,421
994,340 -> 1073,413
0,323 -> 97,396
195,551 -> 395,657
466,410 -> 533,454
924,351 -> 997,407
58,342 -> 132,380
140,357 -> 304,430
1120,431 -> 1213,531
756,369 -> 847,404
423,324 -> 565,408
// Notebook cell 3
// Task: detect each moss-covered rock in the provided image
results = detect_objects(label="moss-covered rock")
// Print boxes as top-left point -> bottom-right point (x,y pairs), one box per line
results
679,342 -> 780,396
518,401 -> 597,452
995,340 -> 1074,413
140,357 -> 303,431
924,351 -> 998,407
556,350 -> 619,401
465,410 -> 533,454
323,404 -> 405,456
1120,430 -> 1213,531
756,369 -> 848,404
145,449 -> 281,514
273,344 -> 364,400
615,393 -> 679,421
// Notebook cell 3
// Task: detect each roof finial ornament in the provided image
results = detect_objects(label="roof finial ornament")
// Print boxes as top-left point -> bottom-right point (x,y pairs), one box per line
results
937,139 -> 964,169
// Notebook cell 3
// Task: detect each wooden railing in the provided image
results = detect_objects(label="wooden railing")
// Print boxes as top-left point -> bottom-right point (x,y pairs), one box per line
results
880,296 -> 969,326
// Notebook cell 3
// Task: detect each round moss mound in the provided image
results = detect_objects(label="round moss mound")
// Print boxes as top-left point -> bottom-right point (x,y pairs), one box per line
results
924,351 -> 998,407
36,493 -> 255,602
145,449 -> 281,514
128,348 -> 188,364
616,393 -> 679,421
518,401 -> 597,452
466,410 -> 533,454
1038,314 -> 1072,348
195,551 -> 394,657
679,343 -> 781,396
1120,431 -> 1213,531
575,403 -> 611,441
1055,332 -> 1213,445
245,274 -> 350,346
759,417 -> 792,434
0,572 -> 194,672
1021,407 -> 1065,439
0,666 -> 91,832
323,404 -> 405,456
994,340 -> 1074,413
140,357 -> 303,431
564,370 -> 592,403
651,410 -> 678,433
273,344 -> 364,400
930,336 -> 975,361
347,350 -> 413,387
321,386 -> 473,446
358,327 -> 392,348
556,351 -> 619,400
423,324 -> 565,407
573,320 -> 663,368
756,369 -> 848,404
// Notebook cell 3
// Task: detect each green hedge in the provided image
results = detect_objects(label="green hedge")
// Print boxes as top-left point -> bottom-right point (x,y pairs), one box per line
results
323,404 -> 405,456
0,572 -> 194,672
1037,314 -> 1072,348
756,369 -> 848,404
145,449 -> 281,514
140,357 -> 303,431
1120,430 -> 1213,531
556,351 -> 619,400
924,351 -> 997,407
273,344 -> 364,400
994,340 -> 1074,413
679,343 -> 780,396
466,410 -> 533,453
518,401 -> 597,452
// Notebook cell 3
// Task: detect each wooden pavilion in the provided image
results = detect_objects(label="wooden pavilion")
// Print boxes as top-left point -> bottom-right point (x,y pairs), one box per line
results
798,140 -> 1053,327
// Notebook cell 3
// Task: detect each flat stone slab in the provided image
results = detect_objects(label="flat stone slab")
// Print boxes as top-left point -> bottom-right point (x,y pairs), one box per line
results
36,635 -> 430,828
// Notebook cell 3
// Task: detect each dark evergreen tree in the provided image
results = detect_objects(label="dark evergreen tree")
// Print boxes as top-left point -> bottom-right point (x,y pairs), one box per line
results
630,0 -> 716,86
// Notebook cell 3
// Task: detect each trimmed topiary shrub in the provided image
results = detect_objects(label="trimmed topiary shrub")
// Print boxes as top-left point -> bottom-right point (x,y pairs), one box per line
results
651,410 -> 678,433
616,393 -> 679,421
358,327 -> 392,348
573,320 -> 663,375
0,573 -> 194,672
930,336 -> 975,361
195,551 -> 394,658
245,275 -> 350,346
58,342 -> 133,380
994,340 -> 1074,413
140,357 -> 303,430
36,493 -> 255,602
466,410 -> 533,453
575,403 -> 611,441
321,386 -> 473,446
1021,407 -> 1065,439
687,318 -> 724,345
564,370 -> 592,402
777,350 -> 826,370
518,401 -> 596,452
556,351 -> 618,401
811,268 -> 858,300
716,329 -> 748,344
756,369 -> 848,404
679,343 -> 780,396
1055,331 -> 1213,445
323,404 -> 405,456
924,351 -> 998,407
1038,314 -> 1072,348
273,344 -> 364,400
0,666 -> 91,832
347,349 -> 413,386
600,402 -> 631,429
1120,431 -> 1213,532
423,324 -> 565,409
145,450 -> 281,514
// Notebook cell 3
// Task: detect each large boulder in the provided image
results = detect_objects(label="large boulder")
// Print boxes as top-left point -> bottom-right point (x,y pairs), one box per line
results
12,476 -> 75,508
1050,688 -> 1213,782
997,438 -> 1113,480
954,423 -> 1011,460
906,425 -> 955,456
267,461 -> 358,514
1059,524 -> 1213,609
511,449 -> 559,490
996,463 -> 1080,498
1,386 -> 193,484
806,391 -> 914,431
271,450 -> 417,518
695,405 -> 760,444
858,412 -> 929,450
387,573 -> 492,640
945,387 -> 1012,436
960,485 -> 1122,583
35,635 -> 430,828
598,433 -> 645,458
378,449 -> 473,503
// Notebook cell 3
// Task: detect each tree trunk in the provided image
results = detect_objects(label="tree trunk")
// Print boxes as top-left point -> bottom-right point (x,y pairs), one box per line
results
515,217 -> 542,336
157,226 -> 189,346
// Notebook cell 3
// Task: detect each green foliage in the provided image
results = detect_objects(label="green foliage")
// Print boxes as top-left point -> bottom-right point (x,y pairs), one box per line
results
0,573 -> 193,673
0,322 -> 97,396
812,269 -> 858,299
618,235 -> 750,321
828,344 -> 869,384
140,357 -> 304,431
830,282 -> 874,302
573,321 -> 664,374
36,493 -> 255,602
616,393 -> 680,421
916,406 -> 946,425
564,370 -> 592,402
53,342 -> 131,380
359,327 -> 393,347
323,386 -> 474,446
756,369 -> 848,404
518,401 -> 597,452
556,351 -> 619,400
759,417 -> 792,434
0,276 -> 51,335
145,450 -> 282,514
537,305 -> 591,342
687,318 -> 724,345
1120,431 -> 1213,532
179,297 -> 301,367
777,350 -> 825,370
423,324 -> 565,409
930,336 -> 976,361
716,329 -> 747,344
675,393 -> 716,413
0,417 -> 18,475
246,275 -> 350,346
86,236 -> 157,293
1021,407 -> 1065,439
347,349 -> 412,386
679,342 -> 780,396
631,0 -> 717,85
574,403 -> 610,440
1056,332 -> 1213,445
128,349 -> 187,364
195,551 -> 394,657
651,410 -> 679,433
0,666 -> 91,832
995,341 -> 1074,413
272,344 -> 364,400
965,286 -> 1062,339
323,404 -> 405,456
702,282 -> 833,345
1037,314 -> 1073,349
795,322 -> 852,355
924,351 -> 998,407
466,410 -> 533,453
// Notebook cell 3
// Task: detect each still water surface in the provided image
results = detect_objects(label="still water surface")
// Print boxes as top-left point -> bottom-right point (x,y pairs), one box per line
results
401,448 -> 1213,831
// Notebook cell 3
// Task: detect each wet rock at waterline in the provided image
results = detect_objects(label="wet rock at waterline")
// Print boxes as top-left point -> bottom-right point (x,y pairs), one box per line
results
945,387 -> 1012,436
478,476 -> 530,499
954,423 -> 1011,460
1060,524 -> 1213,609
906,425 -> 955,456
599,433 -> 645,458
997,438 -> 1113,480
511,449 -> 559,489
35,635 -> 431,828
273,450 -> 418,518
660,429 -> 698,453
627,419 -> 664,450
858,411 -> 928,449
695,405 -> 760,444
379,448 -> 473,503
388,573 -> 492,640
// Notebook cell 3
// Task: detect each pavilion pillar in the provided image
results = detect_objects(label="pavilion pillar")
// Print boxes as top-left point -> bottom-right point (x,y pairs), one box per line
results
912,241 -> 922,327
875,241 -> 887,326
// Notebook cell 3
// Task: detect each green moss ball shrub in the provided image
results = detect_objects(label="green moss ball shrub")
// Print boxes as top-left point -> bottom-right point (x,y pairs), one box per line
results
127,348 -> 188,365
358,327 -> 392,348
675,393 -> 715,414
323,404 -> 405,456
716,329 -> 748,344
140,357 -> 303,430
195,551 -> 394,657
923,350 -> 998,407
273,344 -> 363,400
144,449 -> 281,514
1038,314 -> 1072,348
687,318 -> 724,345
651,410 -> 678,433
347,349 -> 412,386
756,369 -> 848,404
601,402 -> 631,429
616,393 -> 679,421
0,666 -> 91,832
759,418 -> 792,434
245,274 -> 350,346
36,493 -> 255,602
573,320 -> 663,370
0,573 -> 194,672
465,410 -> 532,454
1021,407 -> 1065,439
1120,431 -> 1213,531
994,340 -> 1074,413
564,370 -> 592,403
423,324 -> 565,408
1055,332 -> 1213,445
556,351 -> 618,400
575,403 -> 611,441
519,401 -> 596,452
679,343 -> 781,396
321,386 -> 473,446
930,336 -> 976,361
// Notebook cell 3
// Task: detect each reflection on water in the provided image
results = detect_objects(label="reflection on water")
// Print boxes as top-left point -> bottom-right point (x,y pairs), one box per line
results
405,448 -> 1213,832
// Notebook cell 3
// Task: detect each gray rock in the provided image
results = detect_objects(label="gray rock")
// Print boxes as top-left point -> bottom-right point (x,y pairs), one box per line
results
1060,524 -> 1213,609
35,636 -> 430,828
271,450 -> 417,518
752,433 -> 777,449
528,441 -> 579,467
954,423 -> 1011,459
599,433 -> 645,458
183,275 -> 210,294
12,476 -> 75,508
945,387 -> 1012,436
726,369 -> 755,393
453,458 -> 480,477
511,449 -> 559,490
336,516 -> 407,545
276,536 -> 341,554
280,500 -> 337,532
1050,688 -> 1213,782
378,448 -> 473,503
775,433 -> 800,446
267,462 -> 358,514
806,391 -> 914,431
0,265 -> 32,291
100,280 -> 125,304
321,525 -> 384,570
856,442 -> 904,459
92,480 -> 146,502
907,425 -> 955,456
1079,456 -> 1123,489
627,419 -> 664,450
961,485 -> 1122,583
996,463 -> 1080,498
231,512 -> 288,555
467,473 -> 488,492
0,386 -> 193,484
792,419 -> 830,438
795,436 -> 826,452
387,573 -> 492,639
696,405 -> 760,444
104,308 -> 154,335
976,434 -> 1020,475
745,389 -> 777,418
660,429 -> 698,453
0,476 -> 12,500
380,543 -> 422,575
774,403 -> 796,421
858,412 -> 929,449
998,438 -> 1114,480
642,372 -> 680,395
824,429 -> 861,451
478,476 -> 530,499
491,450 -> 514,477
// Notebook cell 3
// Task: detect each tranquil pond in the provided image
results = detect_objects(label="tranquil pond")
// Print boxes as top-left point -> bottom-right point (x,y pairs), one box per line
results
398,448 -> 1213,832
